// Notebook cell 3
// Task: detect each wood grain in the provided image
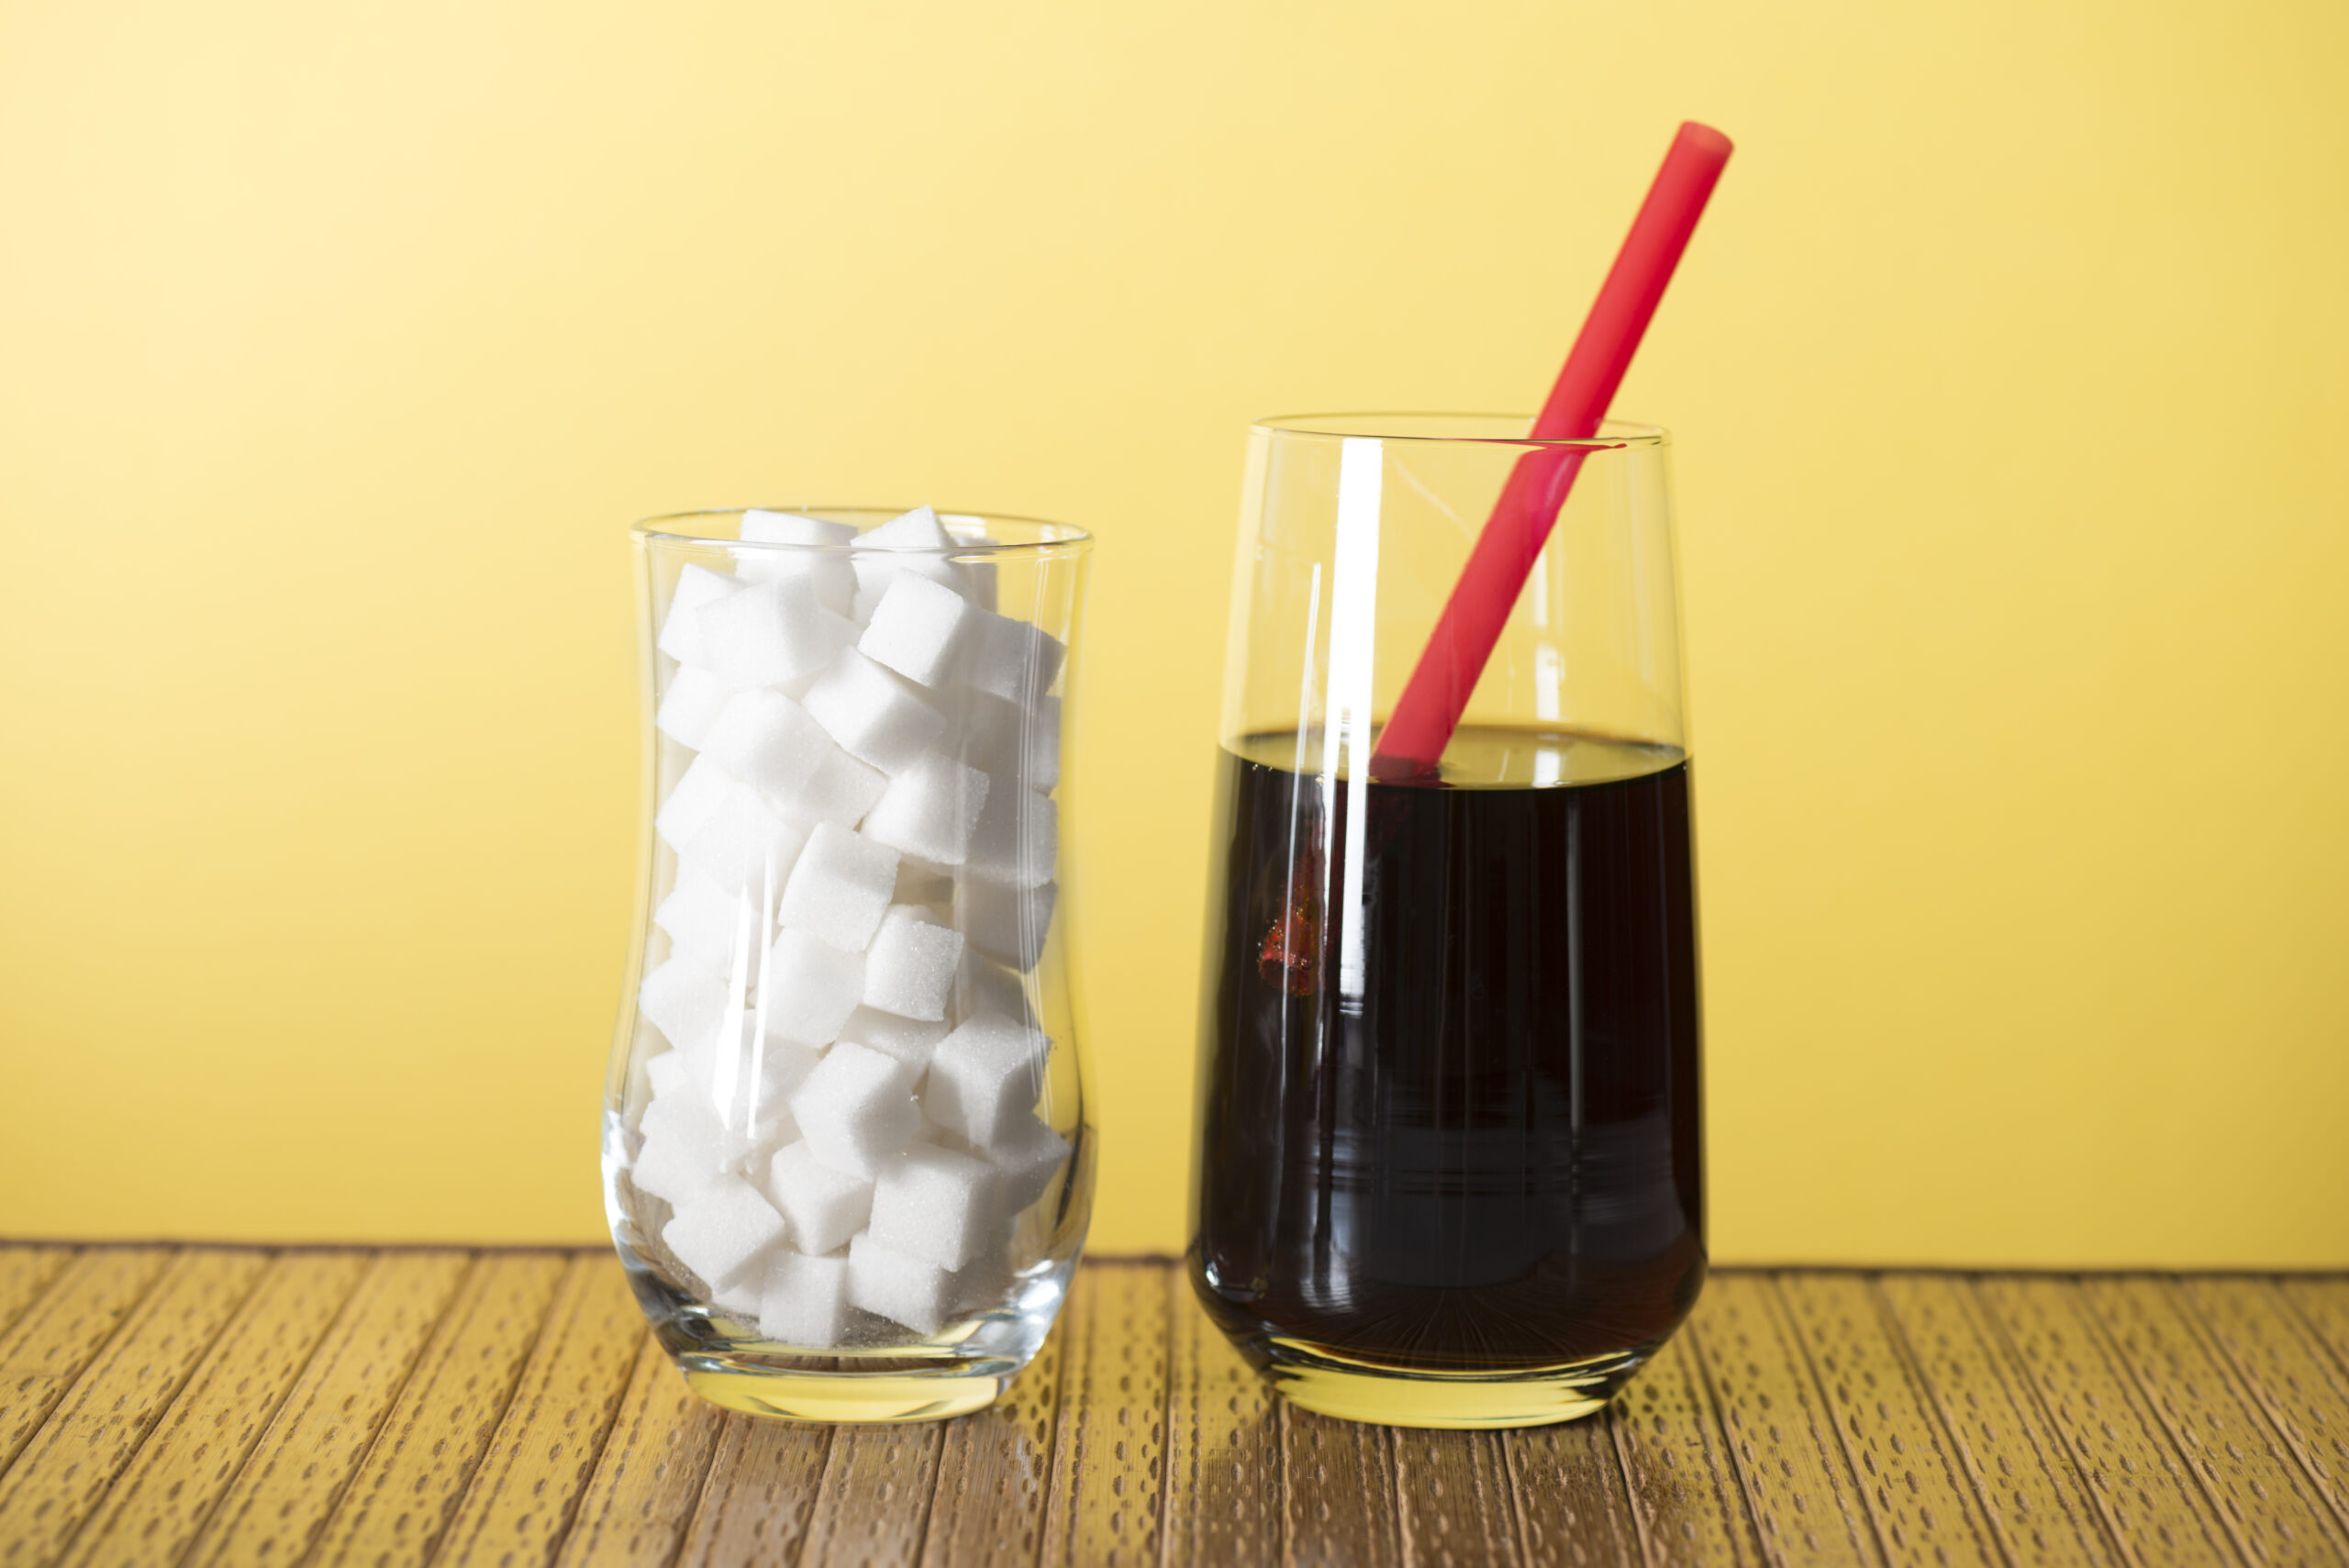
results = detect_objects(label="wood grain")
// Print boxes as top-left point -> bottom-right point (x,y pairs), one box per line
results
0,1247 -> 173,1475
434,1251 -> 650,1568
1162,1273 -> 1282,1564
1502,1411 -> 1642,1566
0,1248 -> 266,1568
2177,1276 -> 2349,1537
551,1334 -> 727,1567
308,1251 -> 570,1567
1609,1329 -> 1767,1568
1684,1272 -> 1882,1566
1285,1412 -> 1404,1567
1973,1274 -> 2236,1567
177,1249 -> 472,1567
55,1251 -> 372,1568
0,1252 -> 2344,1566
1871,1273 -> 2112,1567
920,1296 -> 1068,1567
2077,1274 -> 2348,1566
1038,1260 -> 1171,1567
1771,1273 -> 2002,1567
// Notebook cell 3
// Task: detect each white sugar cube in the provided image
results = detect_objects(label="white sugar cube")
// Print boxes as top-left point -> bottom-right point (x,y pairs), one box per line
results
757,1251 -> 852,1347
698,688 -> 834,800
657,564 -> 740,670
868,1142 -> 1000,1271
654,755 -> 736,851
704,1023 -> 821,1150
847,1231 -> 955,1336
654,873 -> 751,973
963,783 -> 1056,890
863,906 -> 965,1022
778,823 -> 900,952
638,958 -> 726,1052
948,691 -> 1060,794
857,573 -> 975,688
700,577 -> 853,691
957,878 -> 1056,973
953,952 -> 1037,1029
760,928 -> 864,1048
630,1134 -> 718,1208
640,1089 -> 755,1178
655,665 -> 732,751
788,1040 -> 920,1179
848,506 -> 965,607
923,1015 -> 1050,1147
679,783 -> 809,898
792,748 -> 888,828
662,1173 -> 787,1298
837,1006 -> 951,1074
958,609 -> 1066,708
643,1047 -> 691,1103
803,648 -> 948,774
988,1109 -> 1074,1218
863,754 -> 989,865
735,511 -> 856,615
766,1140 -> 874,1256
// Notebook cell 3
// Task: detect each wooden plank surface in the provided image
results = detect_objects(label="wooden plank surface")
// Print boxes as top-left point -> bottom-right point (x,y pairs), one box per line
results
0,1251 -> 2344,1566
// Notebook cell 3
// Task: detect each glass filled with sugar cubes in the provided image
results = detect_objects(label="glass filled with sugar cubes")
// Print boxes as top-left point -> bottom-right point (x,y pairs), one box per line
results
609,506 -> 1093,1423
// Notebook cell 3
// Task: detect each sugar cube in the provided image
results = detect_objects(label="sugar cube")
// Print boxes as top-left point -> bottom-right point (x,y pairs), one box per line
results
923,1015 -> 1050,1147
868,1142 -> 1000,1270
778,823 -> 899,952
643,1047 -> 691,1103
788,1040 -> 920,1179
698,689 -> 834,799
654,754 -> 735,851
735,511 -> 857,615
657,563 -> 740,670
857,573 -> 975,688
958,608 -> 1066,707
948,691 -> 1060,794
848,505 -> 964,606
765,1140 -> 874,1256
700,577 -> 853,691
638,958 -> 726,1052
988,1109 -> 1074,1218
803,648 -> 948,774
837,1006 -> 951,1074
640,1089 -> 754,1177
661,1173 -> 787,1297
847,1231 -> 955,1336
654,873 -> 751,973
678,782 -> 809,898
863,906 -> 965,1022
705,1022 -> 820,1151
957,878 -> 1056,973
862,754 -> 989,865
793,748 -> 888,828
757,1251 -> 852,1346
760,928 -> 864,1048
655,665 -> 732,751
952,953 -> 1036,1029
963,783 -> 1056,890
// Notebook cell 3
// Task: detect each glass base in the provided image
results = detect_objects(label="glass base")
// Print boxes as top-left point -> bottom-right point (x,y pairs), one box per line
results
1260,1339 -> 1650,1429
677,1354 -> 1008,1422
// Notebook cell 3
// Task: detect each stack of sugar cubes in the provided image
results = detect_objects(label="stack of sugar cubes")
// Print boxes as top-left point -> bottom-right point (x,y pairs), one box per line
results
629,506 -> 1073,1347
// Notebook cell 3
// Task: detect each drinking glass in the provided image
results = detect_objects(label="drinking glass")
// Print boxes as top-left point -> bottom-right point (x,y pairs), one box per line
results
608,506 -> 1093,1423
1190,416 -> 1702,1428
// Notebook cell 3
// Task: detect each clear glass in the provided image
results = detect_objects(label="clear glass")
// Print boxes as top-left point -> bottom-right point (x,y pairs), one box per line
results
1190,416 -> 1704,1429
609,506 -> 1093,1423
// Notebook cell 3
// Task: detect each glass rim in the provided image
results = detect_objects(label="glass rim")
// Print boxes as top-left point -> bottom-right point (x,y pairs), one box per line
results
1250,411 -> 1668,448
632,506 -> 1093,556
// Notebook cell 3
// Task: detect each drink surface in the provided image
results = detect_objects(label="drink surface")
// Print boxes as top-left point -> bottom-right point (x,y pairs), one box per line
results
1191,725 -> 1704,1373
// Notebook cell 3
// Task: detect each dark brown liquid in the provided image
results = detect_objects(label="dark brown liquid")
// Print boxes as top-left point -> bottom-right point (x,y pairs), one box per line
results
1189,729 -> 1705,1372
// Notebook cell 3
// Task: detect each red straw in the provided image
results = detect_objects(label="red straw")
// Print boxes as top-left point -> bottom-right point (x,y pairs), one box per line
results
1369,121 -> 1732,780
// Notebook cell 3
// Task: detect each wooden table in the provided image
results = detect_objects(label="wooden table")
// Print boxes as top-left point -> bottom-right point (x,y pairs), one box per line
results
2,1247 -> 2345,1565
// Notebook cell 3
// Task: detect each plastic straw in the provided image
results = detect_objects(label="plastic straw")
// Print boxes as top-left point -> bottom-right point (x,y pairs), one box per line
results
1369,121 -> 1733,780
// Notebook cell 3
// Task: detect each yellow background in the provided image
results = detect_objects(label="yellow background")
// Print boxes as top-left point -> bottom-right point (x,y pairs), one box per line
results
3,1 -> 2343,1266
